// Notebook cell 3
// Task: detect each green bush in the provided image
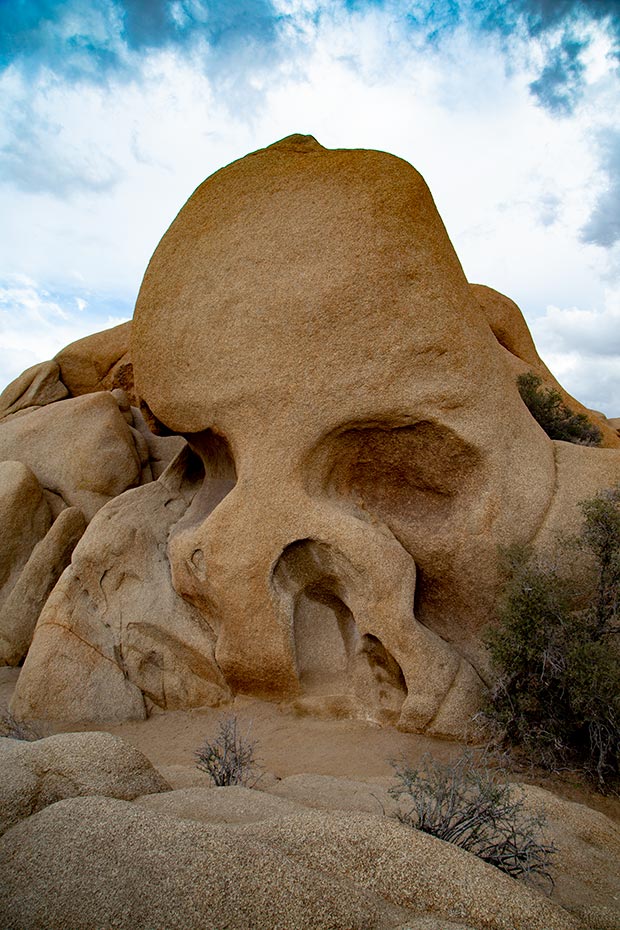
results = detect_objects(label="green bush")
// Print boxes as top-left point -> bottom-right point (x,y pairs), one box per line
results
579,486 -> 620,634
517,372 -> 602,446
389,751 -> 555,889
485,487 -> 620,790
195,715 -> 261,786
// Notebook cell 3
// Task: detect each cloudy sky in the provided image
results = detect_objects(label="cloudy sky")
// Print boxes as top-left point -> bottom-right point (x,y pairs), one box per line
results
1,0 -> 619,413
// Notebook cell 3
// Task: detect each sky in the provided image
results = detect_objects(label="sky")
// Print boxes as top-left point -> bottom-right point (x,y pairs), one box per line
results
1,0 -> 619,414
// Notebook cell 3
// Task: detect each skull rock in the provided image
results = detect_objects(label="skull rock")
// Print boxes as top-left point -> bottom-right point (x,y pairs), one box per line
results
130,134 -> 586,735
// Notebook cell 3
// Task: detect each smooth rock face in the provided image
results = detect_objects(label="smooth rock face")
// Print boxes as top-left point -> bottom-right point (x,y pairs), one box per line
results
0,796 -> 580,930
266,772 -> 390,814
0,797 -> 394,930
533,442 -> 620,551
0,360 -> 68,419
135,785 -> 306,824
238,809 -> 581,930
0,731 -> 169,836
0,506 -> 86,665
129,133 -> 607,734
55,320 -> 134,400
0,461 -> 51,611
0,391 -> 142,520
134,774 -> 620,929
11,447 -> 230,723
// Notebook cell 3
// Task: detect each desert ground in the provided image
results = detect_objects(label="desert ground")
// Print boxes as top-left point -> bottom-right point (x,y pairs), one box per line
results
2,664 -> 619,930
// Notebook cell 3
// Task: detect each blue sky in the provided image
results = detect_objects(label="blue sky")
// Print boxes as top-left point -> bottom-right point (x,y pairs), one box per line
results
1,0 -> 619,413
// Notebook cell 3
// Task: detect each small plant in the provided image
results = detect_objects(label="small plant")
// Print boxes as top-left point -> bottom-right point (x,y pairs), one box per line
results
194,715 -> 260,786
517,371 -> 602,446
485,486 -> 620,790
389,751 -> 556,890
0,710 -> 40,741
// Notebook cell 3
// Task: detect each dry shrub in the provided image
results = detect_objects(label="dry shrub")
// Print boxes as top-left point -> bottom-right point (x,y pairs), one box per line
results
390,751 -> 556,890
195,715 -> 261,786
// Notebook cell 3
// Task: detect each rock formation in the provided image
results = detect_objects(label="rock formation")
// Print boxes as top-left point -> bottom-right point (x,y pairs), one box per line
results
0,338 -> 185,667
0,506 -> 86,666
54,320 -> 134,401
0,730 -> 170,836
0,796 -> 583,930
1,134 -> 619,736
12,449 -> 229,723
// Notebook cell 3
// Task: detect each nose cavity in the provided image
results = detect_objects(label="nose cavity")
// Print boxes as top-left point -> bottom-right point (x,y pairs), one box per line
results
271,513 -> 485,737
272,538 -> 408,724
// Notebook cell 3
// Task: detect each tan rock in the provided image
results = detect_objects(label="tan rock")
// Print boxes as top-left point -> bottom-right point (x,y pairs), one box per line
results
10,447 -> 230,724
0,391 -> 143,520
130,404 -> 186,479
155,762 -> 216,789
608,416 -> 620,434
265,772 -> 391,814
534,442 -> 620,550
0,461 -> 51,611
395,923 -> 476,930
0,796 -> 397,930
131,134 -> 563,734
105,390 -> 185,482
12,615 -> 147,724
472,283 -> 620,448
0,796 -> 579,930
472,283 -> 543,369
519,784 -> 620,930
55,320 -> 134,400
0,507 -> 86,665
12,135 -> 620,736
238,809 -> 580,930
137,778 -> 620,925
0,360 -> 68,419
0,731 -> 169,836
0,667 -> 19,715
135,784 -> 305,824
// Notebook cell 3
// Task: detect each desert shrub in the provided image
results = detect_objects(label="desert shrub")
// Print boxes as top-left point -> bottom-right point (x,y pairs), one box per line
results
195,715 -> 260,786
0,710 -> 40,741
389,751 -> 555,889
517,372 -> 602,446
578,485 -> 620,634
485,487 -> 620,789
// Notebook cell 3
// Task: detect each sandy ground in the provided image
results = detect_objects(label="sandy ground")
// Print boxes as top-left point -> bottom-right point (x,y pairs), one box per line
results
1,664 -> 618,822
4,665 -> 620,928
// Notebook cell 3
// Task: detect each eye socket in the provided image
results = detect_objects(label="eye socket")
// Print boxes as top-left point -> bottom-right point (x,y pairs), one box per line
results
322,420 -> 482,524
184,429 -> 237,482
165,429 -> 237,537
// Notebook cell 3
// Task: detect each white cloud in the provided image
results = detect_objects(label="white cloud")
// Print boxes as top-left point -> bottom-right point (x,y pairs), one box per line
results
532,287 -> 620,415
0,5 -> 617,414
0,276 -> 129,387
534,298 -> 620,357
